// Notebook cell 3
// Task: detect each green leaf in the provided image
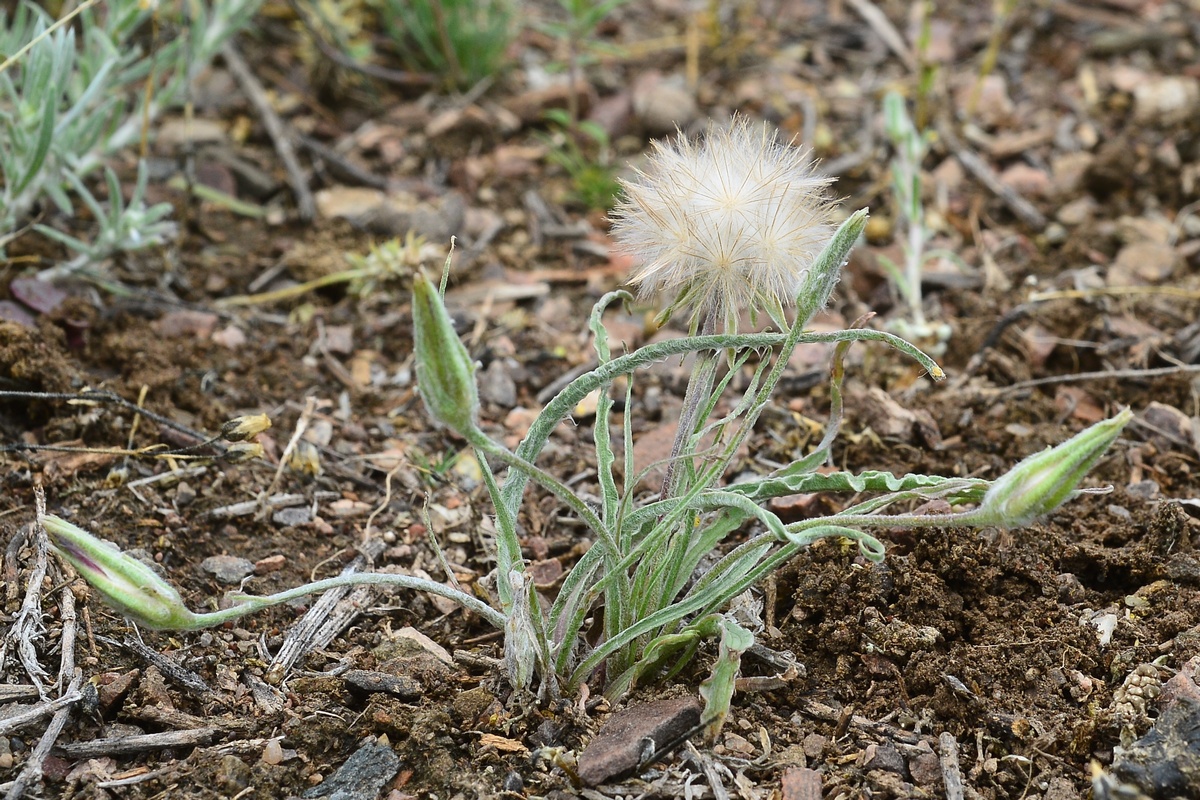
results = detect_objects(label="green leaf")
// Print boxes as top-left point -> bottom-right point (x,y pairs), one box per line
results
727,468 -> 988,504
698,617 -> 754,739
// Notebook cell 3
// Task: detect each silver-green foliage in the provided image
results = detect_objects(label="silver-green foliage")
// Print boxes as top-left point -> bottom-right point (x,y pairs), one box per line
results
880,91 -> 952,348
0,0 -> 261,271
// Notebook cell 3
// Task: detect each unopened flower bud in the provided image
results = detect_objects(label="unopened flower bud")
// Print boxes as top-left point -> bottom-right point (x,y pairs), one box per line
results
41,514 -> 199,630
976,408 -> 1132,528
220,414 -> 271,442
223,441 -> 265,463
412,271 -> 480,435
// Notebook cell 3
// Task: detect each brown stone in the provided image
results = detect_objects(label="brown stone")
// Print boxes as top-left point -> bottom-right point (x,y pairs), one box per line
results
577,696 -> 701,786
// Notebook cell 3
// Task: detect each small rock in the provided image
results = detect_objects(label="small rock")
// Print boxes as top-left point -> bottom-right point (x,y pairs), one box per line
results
0,300 -> 36,327
1056,196 -> 1097,227
175,482 -> 196,507
502,81 -> 592,125
211,325 -> 247,350
153,310 -> 219,339
273,506 -> 313,527
630,420 -> 680,495
999,163 -> 1050,198
96,669 -> 140,712
1138,402 -> 1194,450
323,325 -> 354,355
1110,697 -> 1200,797
158,118 -> 227,148
342,670 -> 422,700
781,766 -> 823,800
1056,572 -> 1086,604
801,732 -> 827,760
389,626 -> 454,665
721,732 -> 756,756
451,686 -> 500,726
254,554 -> 287,575
1126,480 -> 1162,500
262,738 -> 285,766
1133,75 -> 1200,125
956,74 -> 1013,128
528,558 -> 564,589
302,740 -> 401,800
632,72 -> 700,135
1160,656 -> 1200,708
1050,152 -> 1094,197
854,387 -> 923,442
907,742 -> 940,787
577,697 -> 702,786
861,741 -> 908,777
1043,777 -> 1077,800
480,359 -> 517,407
1116,214 -> 1174,245
1108,241 -> 1180,286
216,755 -> 252,793
200,555 -> 255,585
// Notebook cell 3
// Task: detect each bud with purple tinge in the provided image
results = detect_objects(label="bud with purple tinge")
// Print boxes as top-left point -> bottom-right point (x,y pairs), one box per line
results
42,514 -> 201,630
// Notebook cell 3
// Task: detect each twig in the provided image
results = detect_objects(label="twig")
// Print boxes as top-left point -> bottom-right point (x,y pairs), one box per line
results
0,687 -> 84,735
4,503 -> 85,796
938,731 -> 965,800
297,134 -> 390,191
843,0 -> 916,69
4,671 -> 82,800
938,122 -> 1047,230
209,492 -> 311,520
683,741 -> 730,800
0,390 -> 223,456
220,41 -> 316,220
992,363 -> 1200,395
0,686 -> 39,703
262,397 -> 318,507
8,516 -> 50,696
55,728 -> 218,758
0,0 -> 102,76
94,634 -> 213,699
56,584 -> 77,693
266,539 -> 386,683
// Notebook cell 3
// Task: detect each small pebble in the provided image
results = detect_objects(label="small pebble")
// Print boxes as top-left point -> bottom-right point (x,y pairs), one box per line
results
254,554 -> 287,575
175,482 -> 197,507
262,739 -> 284,765
200,555 -> 255,585
272,506 -> 312,527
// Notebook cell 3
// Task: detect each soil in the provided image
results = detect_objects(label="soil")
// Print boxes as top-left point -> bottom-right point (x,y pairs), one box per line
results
3,1 -> 1200,799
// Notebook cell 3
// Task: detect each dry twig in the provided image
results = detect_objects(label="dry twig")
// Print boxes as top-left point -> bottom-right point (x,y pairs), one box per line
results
221,41 -> 316,220
938,731 -> 965,800
266,539 -> 386,683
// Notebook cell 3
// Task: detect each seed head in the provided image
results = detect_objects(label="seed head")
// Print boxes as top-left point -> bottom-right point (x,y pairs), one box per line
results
611,117 -> 837,331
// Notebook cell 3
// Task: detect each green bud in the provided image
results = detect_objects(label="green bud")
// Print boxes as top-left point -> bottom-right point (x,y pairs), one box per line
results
41,514 -> 199,630
976,408 -> 1132,528
412,271 -> 480,435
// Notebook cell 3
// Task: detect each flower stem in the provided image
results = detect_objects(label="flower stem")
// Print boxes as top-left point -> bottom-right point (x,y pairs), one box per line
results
192,573 -> 507,630
662,307 -> 719,499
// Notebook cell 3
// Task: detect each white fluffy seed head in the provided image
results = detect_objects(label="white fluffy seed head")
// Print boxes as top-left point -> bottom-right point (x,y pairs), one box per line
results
611,117 -> 837,331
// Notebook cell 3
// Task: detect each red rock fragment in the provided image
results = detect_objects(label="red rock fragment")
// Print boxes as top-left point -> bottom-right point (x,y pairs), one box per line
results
577,696 -> 701,786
